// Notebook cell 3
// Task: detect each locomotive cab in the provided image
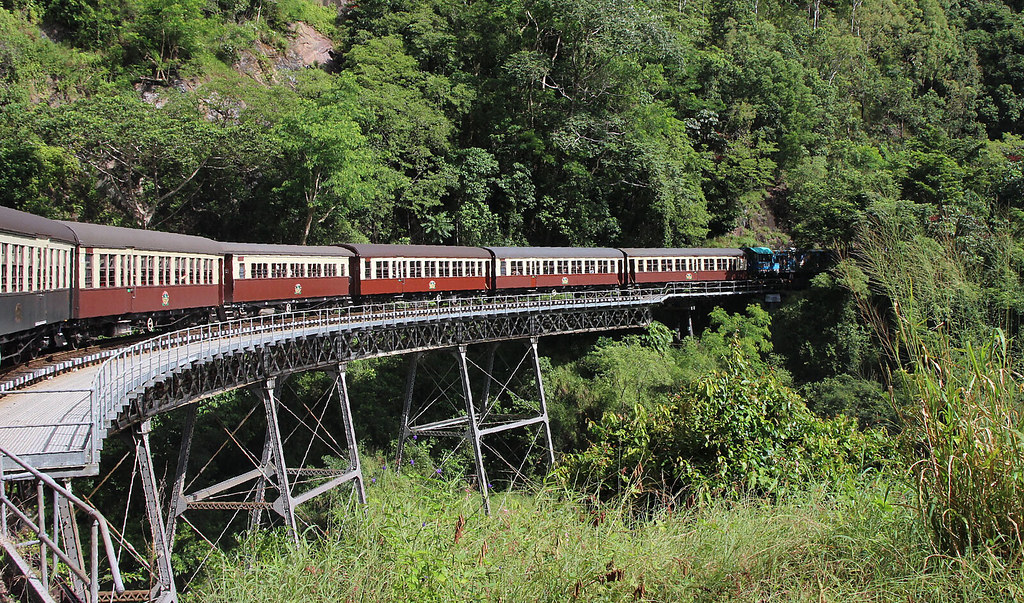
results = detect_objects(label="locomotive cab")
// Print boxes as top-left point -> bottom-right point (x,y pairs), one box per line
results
744,247 -> 779,277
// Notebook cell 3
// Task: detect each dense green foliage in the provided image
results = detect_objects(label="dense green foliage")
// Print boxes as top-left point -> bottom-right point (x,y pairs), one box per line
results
559,342 -> 886,506
3,0 -> 1024,252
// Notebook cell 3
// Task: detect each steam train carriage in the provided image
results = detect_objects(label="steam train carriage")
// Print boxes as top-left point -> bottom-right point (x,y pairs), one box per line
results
223,242 -> 353,312
0,206 -> 78,354
621,248 -> 748,284
487,247 -> 625,290
57,220 -> 224,335
343,244 -> 491,297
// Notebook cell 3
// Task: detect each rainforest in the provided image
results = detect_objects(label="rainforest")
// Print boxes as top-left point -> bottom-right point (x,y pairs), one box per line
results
1,0 -> 1023,598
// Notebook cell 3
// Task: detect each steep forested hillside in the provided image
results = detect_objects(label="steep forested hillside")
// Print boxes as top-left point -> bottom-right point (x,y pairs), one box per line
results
2,0 -> 1023,253
5,2 -> 1024,594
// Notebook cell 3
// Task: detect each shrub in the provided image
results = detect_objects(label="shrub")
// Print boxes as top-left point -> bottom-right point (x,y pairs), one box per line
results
559,341 -> 889,508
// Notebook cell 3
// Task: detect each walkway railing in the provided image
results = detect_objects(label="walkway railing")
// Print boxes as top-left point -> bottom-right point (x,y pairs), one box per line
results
0,445 -> 124,602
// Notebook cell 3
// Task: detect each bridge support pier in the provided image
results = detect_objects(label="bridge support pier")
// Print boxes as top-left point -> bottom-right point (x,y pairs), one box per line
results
395,337 -> 556,515
258,378 -> 299,544
166,405 -> 197,546
133,420 -> 177,602
458,344 -> 491,514
328,363 -> 366,505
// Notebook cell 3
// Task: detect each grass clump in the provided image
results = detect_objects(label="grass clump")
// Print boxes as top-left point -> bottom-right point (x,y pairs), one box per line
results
851,218 -> 1024,562
895,323 -> 1024,559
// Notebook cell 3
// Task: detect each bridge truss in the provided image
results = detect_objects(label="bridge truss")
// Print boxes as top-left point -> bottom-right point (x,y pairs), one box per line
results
0,280 -> 785,601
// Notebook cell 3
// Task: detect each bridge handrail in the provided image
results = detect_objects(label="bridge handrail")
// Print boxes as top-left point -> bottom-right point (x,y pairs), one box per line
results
0,444 -> 125,601
90,279 -> 781,437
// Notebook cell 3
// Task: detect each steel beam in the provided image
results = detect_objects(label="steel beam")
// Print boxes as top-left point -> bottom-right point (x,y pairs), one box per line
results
530,337 -> 557,469
185,467 -> 265,504
249,430 -> 272,531
395,353 -> 420,468
258,379 -> 298,544
165,404 -> 197,547
333,364 -> 365,504
133,420 -> 177,602
476,415 -> 548,438
457,346 -> 491,515
56,482 -> 87,602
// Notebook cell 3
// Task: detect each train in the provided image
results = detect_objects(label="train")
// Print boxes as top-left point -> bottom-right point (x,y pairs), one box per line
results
0,205 -> 811,364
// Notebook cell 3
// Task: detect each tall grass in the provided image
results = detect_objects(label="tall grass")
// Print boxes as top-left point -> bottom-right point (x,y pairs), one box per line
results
185,463 -> 1022,602
893,322 -> 1024,559
849,218 -> 1024,562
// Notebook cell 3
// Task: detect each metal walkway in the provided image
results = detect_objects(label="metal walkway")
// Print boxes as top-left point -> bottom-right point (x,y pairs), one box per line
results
0,281 -> 779,478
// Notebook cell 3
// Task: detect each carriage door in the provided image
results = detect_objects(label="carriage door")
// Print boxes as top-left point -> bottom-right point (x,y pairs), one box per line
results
629,259 -> 636,284
127,252 -> 139,313
530,260 -> 537,288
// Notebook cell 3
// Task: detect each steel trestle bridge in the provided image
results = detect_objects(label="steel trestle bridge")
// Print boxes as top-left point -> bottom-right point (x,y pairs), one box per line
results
0,279 -> 785,602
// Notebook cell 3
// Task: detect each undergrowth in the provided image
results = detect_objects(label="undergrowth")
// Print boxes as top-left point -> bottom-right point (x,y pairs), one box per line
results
186,461 -> 1022,602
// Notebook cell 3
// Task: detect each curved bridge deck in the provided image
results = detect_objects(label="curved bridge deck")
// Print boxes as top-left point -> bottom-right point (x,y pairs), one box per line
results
0,281 -> 782,477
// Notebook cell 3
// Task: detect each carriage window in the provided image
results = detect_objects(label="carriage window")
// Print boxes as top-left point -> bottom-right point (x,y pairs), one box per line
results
25,246 -> 34,291
12,246 -> 21,291
0,243 -> 6,293
239,262 -> 246,279
97,254 -> 108,288
364,260 -> 372,279
82,252 -> 91,289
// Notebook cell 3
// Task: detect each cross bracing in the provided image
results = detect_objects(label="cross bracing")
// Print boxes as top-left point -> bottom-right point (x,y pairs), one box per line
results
0,279 -> 785,602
